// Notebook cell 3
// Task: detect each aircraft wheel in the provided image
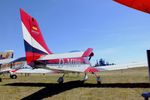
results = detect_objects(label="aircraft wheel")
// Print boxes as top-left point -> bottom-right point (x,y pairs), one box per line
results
10,74 -> 17,79
96,76 -> 101,84
57,77 -> 64,84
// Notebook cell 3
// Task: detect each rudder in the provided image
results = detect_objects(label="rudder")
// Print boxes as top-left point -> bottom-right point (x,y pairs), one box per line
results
20,8 -> 52,65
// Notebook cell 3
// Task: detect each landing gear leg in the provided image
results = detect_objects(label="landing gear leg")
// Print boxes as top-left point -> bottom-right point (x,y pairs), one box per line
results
57,73 -> 65,84
81,73 -> 88,82
93,73 -> 101,84
10,74 -> 17,79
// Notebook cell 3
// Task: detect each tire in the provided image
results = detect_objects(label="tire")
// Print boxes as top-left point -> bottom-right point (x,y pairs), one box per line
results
57,77 -> 64,84
10,74 -> 17,79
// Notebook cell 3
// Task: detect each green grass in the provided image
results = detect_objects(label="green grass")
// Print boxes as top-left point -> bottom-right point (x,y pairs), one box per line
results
0,67 -> 150,100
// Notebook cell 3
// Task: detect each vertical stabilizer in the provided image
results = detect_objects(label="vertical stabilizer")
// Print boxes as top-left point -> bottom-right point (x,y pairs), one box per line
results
20,8 -> 52,65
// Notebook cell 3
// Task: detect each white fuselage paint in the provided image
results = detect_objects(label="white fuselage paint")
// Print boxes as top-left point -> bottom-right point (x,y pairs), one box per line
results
21,22 -> 49,54
38,52 -> 84,60
39,56 -> 91,72
46,64 -> 90,72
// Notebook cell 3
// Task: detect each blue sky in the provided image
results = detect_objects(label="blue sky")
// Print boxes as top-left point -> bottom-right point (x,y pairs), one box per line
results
0,0 -> 150,64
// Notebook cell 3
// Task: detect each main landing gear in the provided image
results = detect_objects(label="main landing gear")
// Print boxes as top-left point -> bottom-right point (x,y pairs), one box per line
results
81,73 -> 88,82
57,73 -> 65,84
10,74 -> 17,79
57,73 -> 89,84
82,72 -> 102,84
57,72 -> 101,84
93,72 -> 101,84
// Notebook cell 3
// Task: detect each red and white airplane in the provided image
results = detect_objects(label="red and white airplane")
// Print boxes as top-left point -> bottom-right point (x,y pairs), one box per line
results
1,8 -> 147,83
0,8 -> 147,83
20,9 -> 100,84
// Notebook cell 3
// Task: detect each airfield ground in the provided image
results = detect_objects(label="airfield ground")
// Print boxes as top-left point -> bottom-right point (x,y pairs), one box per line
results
0,67 -> 150,100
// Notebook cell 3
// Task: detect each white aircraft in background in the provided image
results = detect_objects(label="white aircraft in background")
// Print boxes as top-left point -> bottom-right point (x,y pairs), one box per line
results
0,50 -> 15,77
0,50 -> 14,64
0,56 -> 55,79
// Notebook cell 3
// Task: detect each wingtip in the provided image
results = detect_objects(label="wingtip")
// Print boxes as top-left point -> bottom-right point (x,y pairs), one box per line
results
20,8 -> 26,15
20,8 -> 23,13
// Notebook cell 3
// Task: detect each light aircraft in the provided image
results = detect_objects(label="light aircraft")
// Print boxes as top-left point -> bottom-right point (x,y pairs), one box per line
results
1,8 -> 147,83
20,9 -> 147,83
0,56 -> 55,79
0,50 -> 16,78
19,9 -> 148,84
0,51 -> 57,79
0,50 -> 14,64
19,8 -> 101,84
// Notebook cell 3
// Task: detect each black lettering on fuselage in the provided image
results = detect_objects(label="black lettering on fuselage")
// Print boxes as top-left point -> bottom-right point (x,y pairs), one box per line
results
57,58 -> 82,68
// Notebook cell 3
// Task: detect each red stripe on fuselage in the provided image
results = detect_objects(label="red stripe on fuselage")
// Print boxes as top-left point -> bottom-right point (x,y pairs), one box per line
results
44,57 -> 89,64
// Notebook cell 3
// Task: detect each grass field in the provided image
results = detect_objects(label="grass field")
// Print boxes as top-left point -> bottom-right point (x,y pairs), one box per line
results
0,67 -> 150,100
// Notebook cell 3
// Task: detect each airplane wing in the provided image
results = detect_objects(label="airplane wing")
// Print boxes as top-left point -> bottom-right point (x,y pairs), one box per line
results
0,70 -> 10,75
95,62 -> 147,71
37,52 -> 84,60
0,59 -> 14,75
0,67 -> 15,75
113,0 -> 150,14
15,68 -> 57,74
37,48 -> 93,61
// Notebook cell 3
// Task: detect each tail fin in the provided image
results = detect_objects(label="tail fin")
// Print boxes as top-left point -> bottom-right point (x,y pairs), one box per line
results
20,8 -> 52,65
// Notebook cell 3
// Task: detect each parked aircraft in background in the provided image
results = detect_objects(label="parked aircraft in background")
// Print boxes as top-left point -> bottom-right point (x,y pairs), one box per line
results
0,50 -> 14,59
0,56 -> 55,79
0,50 -> 16,78
0,50 -> 14,64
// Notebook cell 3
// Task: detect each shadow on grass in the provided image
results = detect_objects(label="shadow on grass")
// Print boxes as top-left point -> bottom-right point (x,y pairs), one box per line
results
6,81 -> 150,100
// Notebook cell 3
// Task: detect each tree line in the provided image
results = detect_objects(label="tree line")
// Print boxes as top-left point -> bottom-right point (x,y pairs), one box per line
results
95,58 -> 115,67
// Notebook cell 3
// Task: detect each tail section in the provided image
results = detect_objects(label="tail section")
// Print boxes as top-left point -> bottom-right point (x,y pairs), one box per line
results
20,8 -> 52,65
